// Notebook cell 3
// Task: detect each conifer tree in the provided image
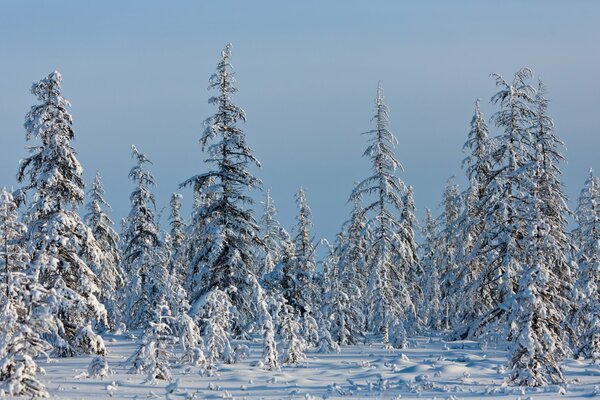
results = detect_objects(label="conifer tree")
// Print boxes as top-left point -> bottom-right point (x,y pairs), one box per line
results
16,71 -> 106,355
419,209 -> 443,331
279,303 -> 306,365
84,172 -> 123,329
258,189 -> 286,278
0,189 -> 51,397
572,170 -> 600,358
507,178 -> 569,386
167,193 -> 186,282
168,193 -> 185,250
129,298 -> 175,383
180,44 -> 263,332
121,146 -> 164,329
351,84 -> 414,346
321,239 -> 361,346
438,178 -> 463,329
196,289 -> 235,364
452,101 -> 494,329
461,68 -> 537,342
398,186 -> 421,332
287,187 -> 317,315
336,192 -> 368,336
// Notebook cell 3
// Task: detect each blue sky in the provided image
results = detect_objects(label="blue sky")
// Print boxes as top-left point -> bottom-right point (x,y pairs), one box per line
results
0,1 -> 599,241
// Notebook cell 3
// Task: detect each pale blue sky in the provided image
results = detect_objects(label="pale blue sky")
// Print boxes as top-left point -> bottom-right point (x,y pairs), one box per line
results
0,1 -> 599,241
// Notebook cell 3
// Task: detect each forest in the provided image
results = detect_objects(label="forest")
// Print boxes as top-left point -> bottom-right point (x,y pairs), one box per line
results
0,43 -> 599,398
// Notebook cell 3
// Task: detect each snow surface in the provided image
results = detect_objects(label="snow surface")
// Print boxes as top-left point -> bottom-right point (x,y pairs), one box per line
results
34,333 -> 600,399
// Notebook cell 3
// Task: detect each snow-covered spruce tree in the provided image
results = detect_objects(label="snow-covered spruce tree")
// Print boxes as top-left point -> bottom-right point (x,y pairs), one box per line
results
279,302 -> 306,365
398,186 -> 422,332
262,227 -> 295,296
437,177 -> 463,330
16,71 -> 106,355
251,278 -> 279,371
180,175 -> 217,297
0,189 -> 51,397
572,170 -> 600,358
167,193 -> 186,282
459,68 -> 537,342
180,44 -> 263,334
177,308 -> 205,366
88,356 -> 111,379
161,228 -> 190,331
452,100 -> 494,330
351,83 -> 414,346
335,192 -> 367,339
0,188 -> 29,299
121,146 -> 164,329
129,298 -> 175,383
320,239 -> 358,347
0,320 -> 51,398
84,171 -> 123,330
285,187 -> 318,316
194,288 -> 235,365
258,189 -> 286,279
418,209 -> 443,332
529,80 -> 575,288
168,193 -> 185,250
506,174 -> 569,386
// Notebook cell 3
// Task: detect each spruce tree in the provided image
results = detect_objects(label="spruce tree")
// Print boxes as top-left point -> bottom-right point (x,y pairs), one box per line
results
258,189 -> 286,279
336,192 -> 368,336
438,178 -> 463,329
16,71 -> 106,355
129,298 -> 175,383
419,209 -> 443,331
505,80 -> 572,386
167,193 -> 186,283
121,146 -> 164,329
321,239 -> 361,346
288,187 -> 317,316
351,84 -> 414,346
0,189 -> 51,397
572,170 -> 600,358
461,68 -> 537,342
452,100 -> 494,330
181,44 -> 263,333
84,172 -> 123,329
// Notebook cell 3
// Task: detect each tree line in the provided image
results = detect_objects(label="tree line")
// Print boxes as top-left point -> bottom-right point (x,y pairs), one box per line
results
0,44 -> 598,396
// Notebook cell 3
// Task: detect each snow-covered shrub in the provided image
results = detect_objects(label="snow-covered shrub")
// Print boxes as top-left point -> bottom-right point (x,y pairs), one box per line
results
195,289 -> 234,364
279,304 -> 306,365
88,356 -> 111,379
75,325 -> 106,355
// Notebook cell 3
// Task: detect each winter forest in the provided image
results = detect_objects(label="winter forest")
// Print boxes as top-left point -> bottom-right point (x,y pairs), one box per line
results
1,41 -> 600,399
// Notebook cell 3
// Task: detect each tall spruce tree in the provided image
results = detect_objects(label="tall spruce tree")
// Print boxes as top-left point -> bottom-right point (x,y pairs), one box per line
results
460,68 -> 537,342
84,172 -> 123,329
335,193 -> 368,340
121,146 -> 164,329
351,84 -> 414,346
452,100 -> 494,330
398,186 -> 421,332
16,71 -> 106,355
0,188 -> 52,397
572,170 -> 600,358
434,178 -> 463,331
258,189 -> 286,279
289,187 -> 317,316
180,44 -> 263,333
419,209 -> 443,331
167,192 -> 186,283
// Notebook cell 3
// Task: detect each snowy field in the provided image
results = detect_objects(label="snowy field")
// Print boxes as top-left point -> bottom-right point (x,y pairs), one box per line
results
36,333 -> 600,399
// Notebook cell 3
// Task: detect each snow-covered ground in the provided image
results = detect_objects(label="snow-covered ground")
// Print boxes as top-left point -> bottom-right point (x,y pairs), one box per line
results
35,333 -> 600,399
